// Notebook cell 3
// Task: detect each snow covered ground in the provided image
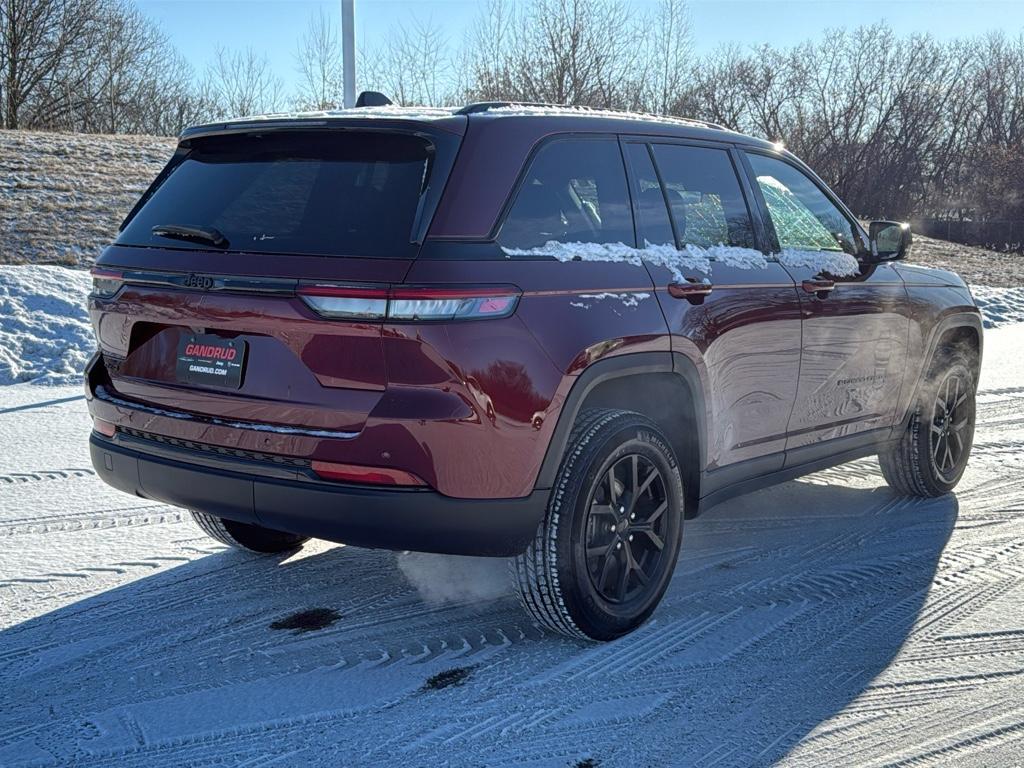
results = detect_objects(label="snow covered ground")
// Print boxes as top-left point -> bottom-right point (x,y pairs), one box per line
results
1,284 -> 1023,765
0,266 -> 92,385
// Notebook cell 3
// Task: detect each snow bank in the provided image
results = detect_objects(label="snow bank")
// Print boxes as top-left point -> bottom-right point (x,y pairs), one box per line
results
0,266 -> 93,385
971,285 -> 1024,329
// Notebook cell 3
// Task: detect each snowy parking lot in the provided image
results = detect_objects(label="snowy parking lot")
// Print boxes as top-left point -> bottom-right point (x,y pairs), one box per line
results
0,310 -> 1021,765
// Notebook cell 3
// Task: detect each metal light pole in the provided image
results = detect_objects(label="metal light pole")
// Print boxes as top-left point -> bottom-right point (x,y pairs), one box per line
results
341,0 -> 356,108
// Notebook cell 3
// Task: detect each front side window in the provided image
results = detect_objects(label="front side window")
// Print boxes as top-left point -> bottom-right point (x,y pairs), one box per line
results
499,138 -> 633,250
746,153 -> 860,255
651,144 -> 756,250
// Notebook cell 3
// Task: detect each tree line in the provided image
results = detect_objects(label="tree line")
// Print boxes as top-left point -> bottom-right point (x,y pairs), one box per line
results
2,0 -> 1022,230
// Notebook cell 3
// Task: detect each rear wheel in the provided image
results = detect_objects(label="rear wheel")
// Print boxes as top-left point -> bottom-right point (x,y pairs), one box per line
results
879,347 -> 976,497
513,409 -> 685,641
190,510 -> 309,553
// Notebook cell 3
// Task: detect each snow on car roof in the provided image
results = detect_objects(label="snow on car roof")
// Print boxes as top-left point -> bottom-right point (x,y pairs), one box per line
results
220,105 -> 457,124
213,102 -> 721,130
480,103 -> 720,129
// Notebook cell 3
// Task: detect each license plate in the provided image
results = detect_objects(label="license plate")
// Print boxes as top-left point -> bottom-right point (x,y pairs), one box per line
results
176,334 -> 247,389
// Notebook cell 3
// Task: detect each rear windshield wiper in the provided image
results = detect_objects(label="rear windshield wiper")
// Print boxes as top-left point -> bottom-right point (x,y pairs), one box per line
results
151,224 -> 229,249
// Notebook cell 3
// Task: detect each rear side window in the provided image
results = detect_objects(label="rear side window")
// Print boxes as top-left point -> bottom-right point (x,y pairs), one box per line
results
746,153 -> 860,255
499,138 -> 633,250
118,131 -> 431,258
650,144 -> 755,249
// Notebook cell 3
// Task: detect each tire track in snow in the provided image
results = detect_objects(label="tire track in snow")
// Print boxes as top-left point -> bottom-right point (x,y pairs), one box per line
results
0,467 -> 95,485
1,341 -> 1024,766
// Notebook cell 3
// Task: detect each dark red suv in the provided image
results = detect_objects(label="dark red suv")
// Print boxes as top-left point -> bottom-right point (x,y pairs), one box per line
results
86,101 -> 982,640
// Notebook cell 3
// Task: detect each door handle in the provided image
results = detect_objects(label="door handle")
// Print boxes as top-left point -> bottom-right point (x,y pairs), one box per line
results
802,278 -> 835,299
667,280 -> 713,304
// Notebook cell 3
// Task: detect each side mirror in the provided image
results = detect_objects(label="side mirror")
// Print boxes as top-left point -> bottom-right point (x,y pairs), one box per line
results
868,220 -> 912,262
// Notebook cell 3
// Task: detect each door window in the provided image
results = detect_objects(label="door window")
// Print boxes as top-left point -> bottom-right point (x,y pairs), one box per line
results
650,144 -> 756,249
746,153 -> 860,255
499,138 -> 633,251
624,143 -> 675,248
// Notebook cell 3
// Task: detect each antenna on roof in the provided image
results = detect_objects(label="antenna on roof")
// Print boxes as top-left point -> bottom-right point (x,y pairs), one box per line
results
355,91 -> 393,108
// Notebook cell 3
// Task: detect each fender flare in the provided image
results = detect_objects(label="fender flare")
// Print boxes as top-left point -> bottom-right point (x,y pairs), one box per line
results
900,310 -> 983,423
534,351 -> 708,491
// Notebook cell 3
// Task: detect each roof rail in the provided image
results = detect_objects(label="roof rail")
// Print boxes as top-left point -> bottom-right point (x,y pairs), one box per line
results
456,101 -> 727,130
692,118 -> 726,130
457,101 -> 560,115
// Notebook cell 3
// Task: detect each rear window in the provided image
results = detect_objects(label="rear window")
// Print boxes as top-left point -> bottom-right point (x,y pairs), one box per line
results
118,131 -> 432,258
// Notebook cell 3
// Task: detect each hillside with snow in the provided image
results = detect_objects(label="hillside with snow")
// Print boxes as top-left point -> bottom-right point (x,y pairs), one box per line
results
0,130 -> 176,265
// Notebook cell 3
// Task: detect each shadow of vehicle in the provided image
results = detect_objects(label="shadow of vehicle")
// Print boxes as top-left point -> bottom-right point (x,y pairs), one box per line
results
0,478 -> 957,767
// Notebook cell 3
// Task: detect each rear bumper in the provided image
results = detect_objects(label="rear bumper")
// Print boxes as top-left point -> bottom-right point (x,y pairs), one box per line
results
89,432 -> 547,556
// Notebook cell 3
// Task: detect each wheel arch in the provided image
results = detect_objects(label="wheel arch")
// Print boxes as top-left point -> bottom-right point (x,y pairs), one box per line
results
901,312 -> 983,426
936,322 -> 982,381
535,352 -> 707,517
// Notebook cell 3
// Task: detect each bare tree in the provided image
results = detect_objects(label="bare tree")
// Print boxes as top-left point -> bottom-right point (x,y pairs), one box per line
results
362,14 -> 453,106
202,46 -> 281,118
645,0 -> 692,115
294,8 -> 342,110
0,0 -> 97,128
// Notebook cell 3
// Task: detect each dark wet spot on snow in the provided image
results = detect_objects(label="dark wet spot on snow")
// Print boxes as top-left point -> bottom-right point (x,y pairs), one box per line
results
421,666 -> 474,691
269,608 -> 340,634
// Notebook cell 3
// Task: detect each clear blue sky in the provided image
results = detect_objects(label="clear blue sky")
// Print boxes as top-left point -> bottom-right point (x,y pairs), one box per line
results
136,0 -> 1024,94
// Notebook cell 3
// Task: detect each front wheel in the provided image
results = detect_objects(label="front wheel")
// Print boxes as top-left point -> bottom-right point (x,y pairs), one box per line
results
191,510 -> 309,554
513,409 -> 685,641
879,347 -> 976,497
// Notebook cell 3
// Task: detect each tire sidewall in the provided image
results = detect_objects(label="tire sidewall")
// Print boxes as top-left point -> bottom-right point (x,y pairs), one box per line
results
554,418 -> 684,640
913,353 -> 976,494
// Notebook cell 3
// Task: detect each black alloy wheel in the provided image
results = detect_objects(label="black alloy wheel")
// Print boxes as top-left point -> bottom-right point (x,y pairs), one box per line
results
584,453 -> 670,605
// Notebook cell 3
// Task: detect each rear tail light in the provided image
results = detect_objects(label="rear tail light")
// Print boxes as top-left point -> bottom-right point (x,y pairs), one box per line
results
90,268 -> 123,299
296,285 -> 389,320
311,460 -> 426,487
388,287 -> 519,321
298,284 -> 520,322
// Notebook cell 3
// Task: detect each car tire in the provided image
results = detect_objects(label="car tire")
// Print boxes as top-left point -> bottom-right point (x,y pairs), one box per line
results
879,347 -> 976,497
512,408 -> 685,641
190,510 -> 309,553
